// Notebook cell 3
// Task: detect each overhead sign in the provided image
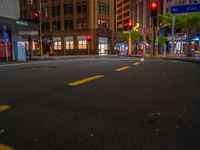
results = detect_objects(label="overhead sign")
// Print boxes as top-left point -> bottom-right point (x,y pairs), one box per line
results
16,20 -> 28,26
171,4 -> 200,14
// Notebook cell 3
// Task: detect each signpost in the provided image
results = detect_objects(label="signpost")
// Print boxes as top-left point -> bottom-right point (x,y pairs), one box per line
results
171,4 -> 200,14
171,4 -> 200,55
3,31 -> 9,62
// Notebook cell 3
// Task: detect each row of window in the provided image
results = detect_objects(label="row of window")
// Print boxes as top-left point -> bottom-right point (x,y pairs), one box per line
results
42,18 -> 110,32
42,18 -> 87,31
53,36 -> 87,50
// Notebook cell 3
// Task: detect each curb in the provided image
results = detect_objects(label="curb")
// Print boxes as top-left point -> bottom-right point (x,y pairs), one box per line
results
155,57 -> 200,64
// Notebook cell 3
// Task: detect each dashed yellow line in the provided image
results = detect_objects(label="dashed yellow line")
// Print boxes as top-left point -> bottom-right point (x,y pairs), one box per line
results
0,105 -> 10,112
115,66 -> 130,72
68,75 -> 104,86
0,144 -> 15,150
133,62 -> 141,66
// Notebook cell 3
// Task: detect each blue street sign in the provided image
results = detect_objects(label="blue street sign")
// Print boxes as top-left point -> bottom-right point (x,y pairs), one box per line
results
171,4 -> 200,14
3,32 -> 9,42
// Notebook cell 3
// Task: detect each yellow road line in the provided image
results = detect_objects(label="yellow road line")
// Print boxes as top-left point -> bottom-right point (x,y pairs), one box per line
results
133,62 -> 141,66
0,144 -> 15,150
68,75 -> 104,86
0,105 -> 10,112
115,66 -> 130,72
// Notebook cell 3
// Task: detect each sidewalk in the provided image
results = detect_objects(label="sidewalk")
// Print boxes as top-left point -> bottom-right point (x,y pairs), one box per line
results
153,54 -> 200,64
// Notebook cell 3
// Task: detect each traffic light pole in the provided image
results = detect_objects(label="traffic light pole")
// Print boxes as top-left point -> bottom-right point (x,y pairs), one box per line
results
171,14 -> 175,55
128,31 -> 132,55
150,18 -> 155,56
39,0 -> 43,59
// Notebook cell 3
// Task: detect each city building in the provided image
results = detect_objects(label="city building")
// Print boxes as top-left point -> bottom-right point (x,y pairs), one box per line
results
115,0 -> 160,54
0,0 -> 37,60
20,0 -> 115,55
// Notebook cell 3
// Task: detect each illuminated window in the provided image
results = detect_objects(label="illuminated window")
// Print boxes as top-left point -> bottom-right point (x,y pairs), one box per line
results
53,37 -> 62,50
65,36 -> 74,50
78,36 -> 87,49
29,0 -> 33,5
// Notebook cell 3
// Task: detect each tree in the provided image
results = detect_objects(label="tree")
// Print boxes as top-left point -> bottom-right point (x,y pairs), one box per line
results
160,13 -> 200,52
118,30 -> 141,53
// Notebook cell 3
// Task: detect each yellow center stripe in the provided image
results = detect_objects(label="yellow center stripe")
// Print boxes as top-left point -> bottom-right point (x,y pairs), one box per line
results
0,105 -> 10,112
133,62 -> 141,66
68,75 -> 104,86
0,144 -> 15,150
115,66 -> 130,72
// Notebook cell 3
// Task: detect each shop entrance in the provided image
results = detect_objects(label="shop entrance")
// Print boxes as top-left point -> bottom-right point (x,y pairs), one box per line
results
98,37 -> 109,55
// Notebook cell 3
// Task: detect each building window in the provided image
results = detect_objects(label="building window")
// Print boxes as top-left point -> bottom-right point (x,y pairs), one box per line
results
52,6 -> 61,17
42,7 -> 49,18
52,21 -> 61,31
77,18 -> 87,29
77,36 -> 87,49
64,20 -> 74,30
77,1 -> 87,13
29,0 -> 33,5
98,19 -> 109,29
42,22 -> 50,32
65,36 -> 74,50
64,3 -> 73,15
53,37 -> 62,50
98,2 -> 109,15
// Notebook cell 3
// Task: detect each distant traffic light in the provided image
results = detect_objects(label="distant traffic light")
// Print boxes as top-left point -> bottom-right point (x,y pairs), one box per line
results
150,1 -> 158,17
86,34 -> 92,42
127,20 -> 133,30
33,10 -> 39,23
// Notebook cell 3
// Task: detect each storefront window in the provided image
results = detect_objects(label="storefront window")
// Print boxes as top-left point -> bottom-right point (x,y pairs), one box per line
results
65,36 -> 74,50
53,37 -> 61,50
78,36 -> 87,49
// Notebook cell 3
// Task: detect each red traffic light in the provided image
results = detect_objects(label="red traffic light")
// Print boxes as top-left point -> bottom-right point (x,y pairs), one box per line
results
33,11 -> 39,18
127,20 -> 133,28
86,34 -> 92,42
150,1 -> 158,10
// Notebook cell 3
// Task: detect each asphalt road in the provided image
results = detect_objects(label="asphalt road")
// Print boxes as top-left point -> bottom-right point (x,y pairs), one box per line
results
0,56 -> 200,150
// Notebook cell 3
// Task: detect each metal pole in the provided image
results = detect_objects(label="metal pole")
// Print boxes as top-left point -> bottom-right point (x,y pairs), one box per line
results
128,31 -> 132,55
87,42 -> 90,55
171,14 -> 175,55
150,19 -> 154,56
39,0 -> 43,59
5,41 -> 8,62
156,16 -> 159,55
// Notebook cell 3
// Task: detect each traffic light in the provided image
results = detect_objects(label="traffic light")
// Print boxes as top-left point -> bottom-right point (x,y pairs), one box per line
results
86,34 -> 92,42
127,20 -> 133,30
150,1 -> 158,17
33,10 -> 39,23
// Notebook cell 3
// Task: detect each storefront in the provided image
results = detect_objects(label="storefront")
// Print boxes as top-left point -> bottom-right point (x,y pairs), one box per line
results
98,37 -> 109,55
0,0 -> 37,61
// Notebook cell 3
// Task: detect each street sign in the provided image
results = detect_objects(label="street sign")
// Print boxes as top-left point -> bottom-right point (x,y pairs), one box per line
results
3,32 -> 9,42
171,4 -> 200,14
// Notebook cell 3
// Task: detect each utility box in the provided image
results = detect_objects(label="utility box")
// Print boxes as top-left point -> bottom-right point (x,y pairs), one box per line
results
13,41 -> 26,61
